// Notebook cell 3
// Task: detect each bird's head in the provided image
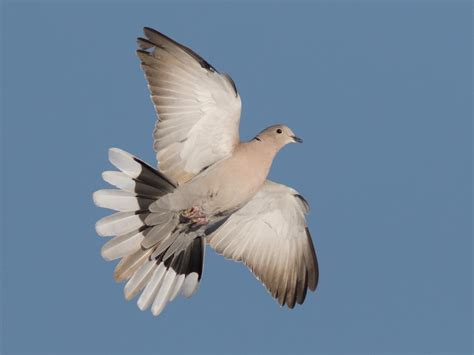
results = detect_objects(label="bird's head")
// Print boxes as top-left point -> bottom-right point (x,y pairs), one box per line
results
254,124 -> 303,150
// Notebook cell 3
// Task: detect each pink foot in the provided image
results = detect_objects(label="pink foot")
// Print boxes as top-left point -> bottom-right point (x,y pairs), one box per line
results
193,217 -> 209,225
182,207 -> 209,225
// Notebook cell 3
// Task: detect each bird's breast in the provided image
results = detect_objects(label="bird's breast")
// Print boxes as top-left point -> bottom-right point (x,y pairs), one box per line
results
165,144 -> 274,216
198,149 -> 272,214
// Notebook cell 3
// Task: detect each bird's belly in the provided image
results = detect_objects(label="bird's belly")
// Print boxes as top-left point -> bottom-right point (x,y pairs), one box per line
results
158,153 -> 270,216
191,164 -> 267,214
201,178 -> 259,214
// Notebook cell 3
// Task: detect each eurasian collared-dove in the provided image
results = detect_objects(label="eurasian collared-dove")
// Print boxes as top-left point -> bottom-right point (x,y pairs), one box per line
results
93,27 -> 318,316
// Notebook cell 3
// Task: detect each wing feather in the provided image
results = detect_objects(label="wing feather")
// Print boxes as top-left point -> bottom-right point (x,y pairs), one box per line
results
208,180 -> 319,308
137,28 -> 242,184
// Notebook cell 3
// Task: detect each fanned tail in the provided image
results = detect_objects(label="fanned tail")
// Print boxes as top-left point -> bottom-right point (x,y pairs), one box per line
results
93,148 -> 204,316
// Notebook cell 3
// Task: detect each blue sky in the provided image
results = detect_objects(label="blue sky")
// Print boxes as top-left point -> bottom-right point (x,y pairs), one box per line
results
2,1 -> 472,354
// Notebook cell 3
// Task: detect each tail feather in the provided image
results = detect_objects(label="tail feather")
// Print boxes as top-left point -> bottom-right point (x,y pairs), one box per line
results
181,273 -> 200,298
96,211 -> 146,237
102,171 -> 164,196
141,216 -> 177,249
114,248 -> 153,282
151,270 -> 178,316
143,211 -> 172,225
93,148 -> 205,316
137,264 -> 167,311
108,148 -> 175,191
162,231 -> 191,261
124,258 -> 155,300
169,274 -> 186,302
93,189 -> 154,212
100,228 -> 145,261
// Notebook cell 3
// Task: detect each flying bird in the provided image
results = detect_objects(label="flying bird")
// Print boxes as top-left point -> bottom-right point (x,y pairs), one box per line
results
93,27 -> 318,316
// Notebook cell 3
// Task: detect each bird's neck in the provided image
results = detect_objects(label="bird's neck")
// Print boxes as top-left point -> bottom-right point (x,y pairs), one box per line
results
242,140 -> 279,179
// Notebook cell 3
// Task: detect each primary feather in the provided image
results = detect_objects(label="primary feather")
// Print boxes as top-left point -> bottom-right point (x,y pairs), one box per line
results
93,27 -> 318,317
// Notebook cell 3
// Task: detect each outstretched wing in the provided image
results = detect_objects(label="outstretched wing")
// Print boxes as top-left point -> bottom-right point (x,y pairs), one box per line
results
207,180 -> 319,308
137,27 -> 242,184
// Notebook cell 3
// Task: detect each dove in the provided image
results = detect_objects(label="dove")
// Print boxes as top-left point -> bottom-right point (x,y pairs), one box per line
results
93,27 -> 318,316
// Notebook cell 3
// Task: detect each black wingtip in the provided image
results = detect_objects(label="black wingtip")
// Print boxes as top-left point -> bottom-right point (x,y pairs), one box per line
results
136,48 -> 149,55
137,37 -> 155,49
298,269 -> 309,305
305,227 -> 319,292
132,156 -> 176,189
141,26 -> 217,73
295,194 -> 310,212
143,26 -> 161,37
223,73 -> 239,97
136,49 -> 151,63
144,26 -> 162,33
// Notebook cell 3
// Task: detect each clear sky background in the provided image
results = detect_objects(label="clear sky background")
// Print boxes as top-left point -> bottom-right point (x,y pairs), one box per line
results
1,1 -> 472,354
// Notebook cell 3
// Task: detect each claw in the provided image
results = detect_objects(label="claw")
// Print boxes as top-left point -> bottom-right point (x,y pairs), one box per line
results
193,217 -> 209,225
181,206 -> 208,225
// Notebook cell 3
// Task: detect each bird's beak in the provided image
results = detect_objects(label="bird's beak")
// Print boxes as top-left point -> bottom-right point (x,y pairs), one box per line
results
291,135 -> 303,143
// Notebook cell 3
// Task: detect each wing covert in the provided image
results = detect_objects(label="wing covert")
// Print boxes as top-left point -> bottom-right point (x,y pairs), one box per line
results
207,180 -> 319,308
137,27 -> 242,184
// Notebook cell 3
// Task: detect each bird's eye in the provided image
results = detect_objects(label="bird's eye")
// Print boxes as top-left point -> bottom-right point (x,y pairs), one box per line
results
276,129 -> 282,134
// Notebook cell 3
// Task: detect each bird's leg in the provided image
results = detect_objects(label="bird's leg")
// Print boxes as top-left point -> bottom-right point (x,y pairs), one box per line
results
193,216 -> 209,225
183,206 -> 203,219
181,206 -> 209,225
